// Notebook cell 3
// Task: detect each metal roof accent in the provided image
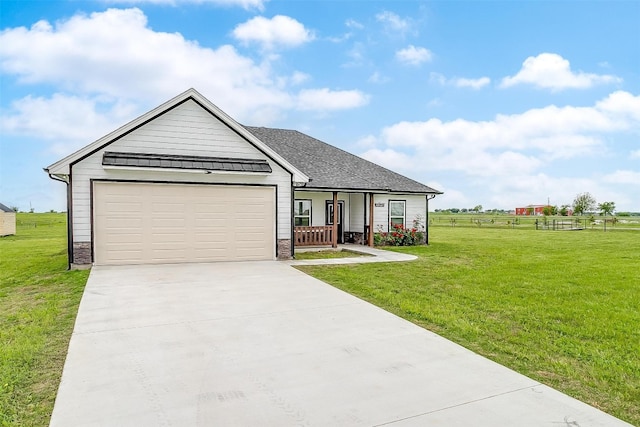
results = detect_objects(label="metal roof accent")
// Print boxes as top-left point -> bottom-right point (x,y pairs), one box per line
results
102,152 -> 272,174
245,127 -> 441,194
0,203 -> 14,213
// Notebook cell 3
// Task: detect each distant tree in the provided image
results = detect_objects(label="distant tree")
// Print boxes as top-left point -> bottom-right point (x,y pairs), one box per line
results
572,192 -> 596,215
542,206 -> 554,216
559,205 -> 570,216
598,201 -> 616,217
473,205 -> 483,213
10,206 -> 19,212
461,208 -> 468,213
526,207 -> 534,216
450,208 -> 460,213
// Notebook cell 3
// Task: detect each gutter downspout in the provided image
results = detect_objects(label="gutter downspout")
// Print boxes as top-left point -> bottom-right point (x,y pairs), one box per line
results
426,194 -> 436,245
46,171 -> 72,270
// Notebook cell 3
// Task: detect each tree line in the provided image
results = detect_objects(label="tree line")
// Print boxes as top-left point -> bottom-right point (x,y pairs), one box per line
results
435,193 -> 621,217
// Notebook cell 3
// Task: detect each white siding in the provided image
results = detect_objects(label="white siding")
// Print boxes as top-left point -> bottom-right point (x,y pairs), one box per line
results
71,100 -> 291,242
349,193 -> 365,233
0,212 -> 16,236
373,194 -> 426,232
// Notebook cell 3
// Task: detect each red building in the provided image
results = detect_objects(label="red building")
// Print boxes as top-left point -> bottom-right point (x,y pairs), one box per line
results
515,205 -> 550,216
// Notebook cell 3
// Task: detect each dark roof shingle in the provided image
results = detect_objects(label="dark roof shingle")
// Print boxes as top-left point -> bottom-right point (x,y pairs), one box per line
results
245,127 -> 440,194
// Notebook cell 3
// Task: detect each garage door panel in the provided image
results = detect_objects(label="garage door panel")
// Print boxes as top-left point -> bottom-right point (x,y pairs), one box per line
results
94,182 -> 275,265
104,233 -> 143,244
151,234 -> 186,244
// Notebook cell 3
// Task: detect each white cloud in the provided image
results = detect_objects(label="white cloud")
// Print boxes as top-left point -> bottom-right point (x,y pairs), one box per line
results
501,53 -> 622,91
630,150 -> 640,159
395,45 -> 432,66
603,170 -> 640,185
375,11 -> 413,35
345,19 -> 364,30
453,76 -> 491,89
0,8 -> 292,118
0,94 -> 138,155
290,71 -> 310,86
430,73 -> 490,89
0,7 -> 366,133
368,71 -> 390,84
232,15 -> 314,50
595,90 -> 640,122
297,88 -> 370,111
364,91 -> 640,179
102,0 -> 267,9
342,42 -> 367,68
360,148 -> 417,172
355,134 -> 378,148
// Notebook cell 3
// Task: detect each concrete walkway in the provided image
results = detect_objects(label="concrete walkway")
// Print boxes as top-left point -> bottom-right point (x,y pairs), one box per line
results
50,260 -> 631,426
288,244 -> 417,266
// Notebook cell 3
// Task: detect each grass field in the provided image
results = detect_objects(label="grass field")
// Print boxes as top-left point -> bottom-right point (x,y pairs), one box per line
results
0,213 -> 89,427
298,227 -> 640,425
429,212 -> 640,231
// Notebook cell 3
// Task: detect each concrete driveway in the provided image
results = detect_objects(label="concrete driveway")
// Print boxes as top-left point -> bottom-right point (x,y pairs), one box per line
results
50,261 -> 630,426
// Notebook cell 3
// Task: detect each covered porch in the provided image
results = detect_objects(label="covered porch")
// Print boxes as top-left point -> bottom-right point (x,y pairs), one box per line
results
292,190 -> 434,249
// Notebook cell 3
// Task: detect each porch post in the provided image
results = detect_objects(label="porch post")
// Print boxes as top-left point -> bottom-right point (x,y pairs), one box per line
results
363,193 -> 367,245
332,191 -> 338,248
368,192 -> 374,247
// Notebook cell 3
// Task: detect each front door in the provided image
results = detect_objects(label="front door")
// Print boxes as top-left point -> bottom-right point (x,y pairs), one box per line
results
326,201 -> 344,244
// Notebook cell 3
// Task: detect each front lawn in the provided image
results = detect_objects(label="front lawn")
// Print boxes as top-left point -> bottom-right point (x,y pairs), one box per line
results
297,227 -> 640,425
294,248 -> 371,260
0,213 -> 89,426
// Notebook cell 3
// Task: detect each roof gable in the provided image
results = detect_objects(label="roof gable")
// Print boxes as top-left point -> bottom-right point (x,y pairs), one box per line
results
245,127 -> 441,194
45,89 -> 308,183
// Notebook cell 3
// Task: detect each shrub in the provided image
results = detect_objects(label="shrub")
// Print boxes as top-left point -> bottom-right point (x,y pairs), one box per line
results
375,217 -> 425,246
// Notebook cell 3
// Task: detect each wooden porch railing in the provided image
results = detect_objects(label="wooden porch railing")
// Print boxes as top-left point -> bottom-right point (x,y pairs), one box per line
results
294,226 -> 333,246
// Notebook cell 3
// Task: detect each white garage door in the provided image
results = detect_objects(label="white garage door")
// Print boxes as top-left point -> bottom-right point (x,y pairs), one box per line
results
93,182 -> 275,265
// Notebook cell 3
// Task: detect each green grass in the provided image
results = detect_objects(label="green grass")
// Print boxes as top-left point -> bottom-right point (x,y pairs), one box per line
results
298,227 -> 640,425
430,212 -> 640,230
294,249 -> 371,260
0,213 -> 89,427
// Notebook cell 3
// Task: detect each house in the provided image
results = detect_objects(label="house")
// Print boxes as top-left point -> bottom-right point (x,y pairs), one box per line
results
0,203 -> 16,236
45,88 -> 441,268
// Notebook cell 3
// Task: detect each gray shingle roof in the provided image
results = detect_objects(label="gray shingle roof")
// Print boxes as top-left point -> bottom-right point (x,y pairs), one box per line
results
245,127 -> 441,194
0,203 -> 14,213
102,152 -> 272,174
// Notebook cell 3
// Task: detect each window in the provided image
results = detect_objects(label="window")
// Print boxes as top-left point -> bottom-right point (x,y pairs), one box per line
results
294,200 -> 311,226
389,200 -> 406,228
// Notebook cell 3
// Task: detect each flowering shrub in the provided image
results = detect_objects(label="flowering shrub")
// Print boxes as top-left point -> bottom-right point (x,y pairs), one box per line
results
374,217 -> 425,246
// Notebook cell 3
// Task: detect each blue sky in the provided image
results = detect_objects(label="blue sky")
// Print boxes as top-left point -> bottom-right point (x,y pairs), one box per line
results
1,0 -> 639,212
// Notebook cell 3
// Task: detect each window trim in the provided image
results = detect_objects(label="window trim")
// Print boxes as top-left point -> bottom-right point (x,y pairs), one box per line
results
389,199 -> 406,229
294,199 -> 312,227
